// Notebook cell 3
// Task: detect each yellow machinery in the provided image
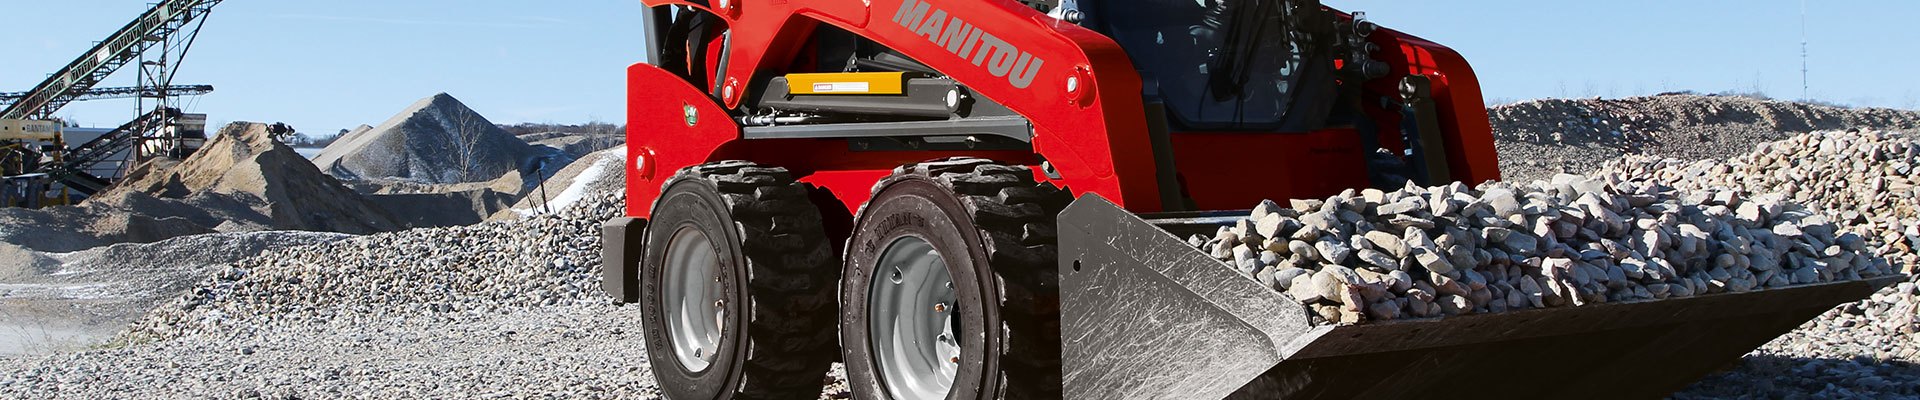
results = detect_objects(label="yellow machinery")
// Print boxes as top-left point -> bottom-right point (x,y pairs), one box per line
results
1,119 -> 73,208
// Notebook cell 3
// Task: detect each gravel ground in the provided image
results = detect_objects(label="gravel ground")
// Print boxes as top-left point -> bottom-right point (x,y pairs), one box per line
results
1,231 -> 350,357
0,182 -> 645,397
1,305 -> 659,399
1676,282 -> 1920,399
0,182 -> 859,398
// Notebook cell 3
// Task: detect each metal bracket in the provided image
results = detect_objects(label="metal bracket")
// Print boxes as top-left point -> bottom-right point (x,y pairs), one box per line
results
601,217 -> 649,303
1400,75 -> 1452,185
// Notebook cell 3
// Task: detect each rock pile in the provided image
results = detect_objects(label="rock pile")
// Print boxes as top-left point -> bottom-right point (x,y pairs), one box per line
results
1599,130 -> 1920,270
309,93 -> 594,227
1489,94 -> 1920,182
313,93 -> 543,184
1493,94 -> 1920,146
1195,175 -> 1895,325
1601,129 -> 1920,354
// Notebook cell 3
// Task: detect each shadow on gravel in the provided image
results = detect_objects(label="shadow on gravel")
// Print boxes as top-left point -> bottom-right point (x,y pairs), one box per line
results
1673,354 -> 1920,399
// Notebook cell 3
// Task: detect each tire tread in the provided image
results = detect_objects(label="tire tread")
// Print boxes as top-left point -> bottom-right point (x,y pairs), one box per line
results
882,157 -> 1067,399
668,161 -> 839,399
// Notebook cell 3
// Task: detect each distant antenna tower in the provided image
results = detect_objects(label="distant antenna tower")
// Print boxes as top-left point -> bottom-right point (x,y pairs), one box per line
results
1800,0 -> 1809,101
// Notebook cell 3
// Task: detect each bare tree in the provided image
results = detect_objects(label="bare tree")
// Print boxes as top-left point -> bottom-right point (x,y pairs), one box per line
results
447,110 -> 488,182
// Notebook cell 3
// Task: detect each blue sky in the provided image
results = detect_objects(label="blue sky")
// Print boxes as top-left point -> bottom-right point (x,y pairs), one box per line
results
2,1 -> 649,135
4,1 -> 1916,135
1345,0 -> 1920,108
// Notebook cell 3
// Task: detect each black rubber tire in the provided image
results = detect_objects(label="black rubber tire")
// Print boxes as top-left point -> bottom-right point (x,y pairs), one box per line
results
840,157 -> 1069,400
640,161 -> 839,400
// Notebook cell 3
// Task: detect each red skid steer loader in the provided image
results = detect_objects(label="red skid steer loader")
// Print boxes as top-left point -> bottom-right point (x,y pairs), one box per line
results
598,0 -> 1898,398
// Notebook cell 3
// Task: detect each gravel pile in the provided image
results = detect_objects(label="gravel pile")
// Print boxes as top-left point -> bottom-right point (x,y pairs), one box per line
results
1588,129 -> 1920,398
1491,94 -> 1920,182
1598,130 -> 1920,271
117,188 -> 624,344
313,93 -> 593,227
314,93 -> 543,185
1600,130 -> 1920,332
1195,172 -> 1894,324
44,231 -> 355,299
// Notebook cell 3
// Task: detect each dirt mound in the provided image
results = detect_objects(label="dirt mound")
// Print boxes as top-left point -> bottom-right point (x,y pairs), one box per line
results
313,93 -> 540,184
1489,94 -> 1920,182
0,123 -> 403,252
109,123 -> 402,234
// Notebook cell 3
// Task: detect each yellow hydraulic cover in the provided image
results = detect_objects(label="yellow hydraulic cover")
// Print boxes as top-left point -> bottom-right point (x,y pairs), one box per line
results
786,72 -> 907,95
0,119 -> 60,141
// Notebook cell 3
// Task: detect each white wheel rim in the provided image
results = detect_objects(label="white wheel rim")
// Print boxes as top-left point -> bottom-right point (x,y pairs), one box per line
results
869,236 -> 961,400
663,226 -> 724,372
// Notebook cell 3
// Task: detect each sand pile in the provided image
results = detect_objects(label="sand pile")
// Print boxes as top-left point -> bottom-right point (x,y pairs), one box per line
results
0,123 -> 403,252
314,93 -> 542,184
108,123 -> 401,234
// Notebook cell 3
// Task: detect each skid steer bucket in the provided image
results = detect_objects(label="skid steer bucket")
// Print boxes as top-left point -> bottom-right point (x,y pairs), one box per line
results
1056,194 -> 1902,400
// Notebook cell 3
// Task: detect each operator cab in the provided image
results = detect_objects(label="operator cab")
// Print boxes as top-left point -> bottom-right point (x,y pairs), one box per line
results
1075,0 -> 1388,132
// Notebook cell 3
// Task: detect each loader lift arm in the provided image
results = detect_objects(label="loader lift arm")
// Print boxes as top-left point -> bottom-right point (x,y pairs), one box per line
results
629,0 -> 1169,215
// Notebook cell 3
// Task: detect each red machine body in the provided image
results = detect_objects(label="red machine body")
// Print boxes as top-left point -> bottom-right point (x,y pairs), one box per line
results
624,0 -> 1497,240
